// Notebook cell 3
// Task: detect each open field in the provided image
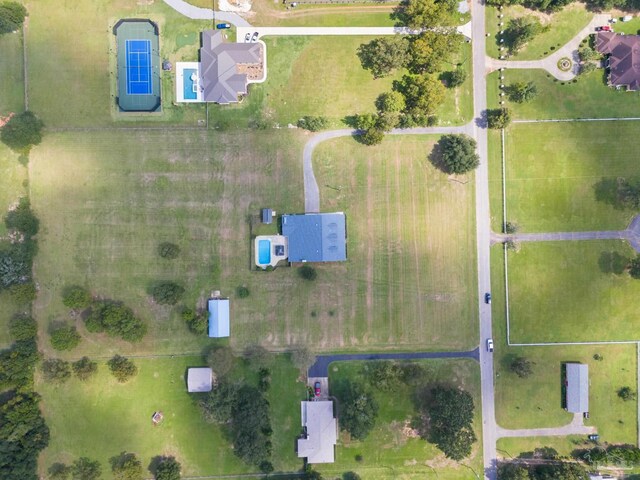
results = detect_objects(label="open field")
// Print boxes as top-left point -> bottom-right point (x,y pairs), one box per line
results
503,122 -> 640,232
507,240 -> 640,343
0,32 -> 24,115
485,3 -> 592,60
38,355 -> 306,478
490,246 -> 638,442
30,131 -> 477,354
487,69 -> 640,119
320,359 -> 482,479
497,436 -> 592,459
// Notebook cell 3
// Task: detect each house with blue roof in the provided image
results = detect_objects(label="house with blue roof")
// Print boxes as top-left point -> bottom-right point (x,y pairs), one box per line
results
208,297 -> 230,338
281,213 -> 347,263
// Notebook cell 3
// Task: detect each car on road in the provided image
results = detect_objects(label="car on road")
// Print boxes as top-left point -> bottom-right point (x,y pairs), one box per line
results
216,23 -> 231,29
487,338 -> 494,352
485,292 -> 491,304
314,381 -> 321,397
588,434 -> 599,441
244,33 -> 251,42
251,32 -> 259,42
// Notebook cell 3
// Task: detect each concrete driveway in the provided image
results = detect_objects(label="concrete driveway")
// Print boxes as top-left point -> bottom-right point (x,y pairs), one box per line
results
308,376 -> 329,400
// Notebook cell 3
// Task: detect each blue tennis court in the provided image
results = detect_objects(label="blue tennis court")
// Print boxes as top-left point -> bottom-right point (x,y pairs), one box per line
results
125,39 -> 152,95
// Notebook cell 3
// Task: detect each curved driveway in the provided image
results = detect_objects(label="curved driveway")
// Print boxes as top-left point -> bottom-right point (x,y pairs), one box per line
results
163,0 -> 251,25
308,347 -> 480,377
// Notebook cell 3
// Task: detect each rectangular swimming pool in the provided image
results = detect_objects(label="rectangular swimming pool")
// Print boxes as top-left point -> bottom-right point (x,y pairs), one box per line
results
183,68 -> 197,100
258,239 -> 271,265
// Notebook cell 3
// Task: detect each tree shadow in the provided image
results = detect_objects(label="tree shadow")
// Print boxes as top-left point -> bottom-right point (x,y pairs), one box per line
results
427,141 -> 448,173
593,177 -> 622,209
598,251 -> 628,275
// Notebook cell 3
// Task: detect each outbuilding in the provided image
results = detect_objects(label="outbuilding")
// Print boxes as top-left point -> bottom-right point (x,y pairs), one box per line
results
187,367 -> 213,392
208,297 -> 230,338
565,363 -> 589,413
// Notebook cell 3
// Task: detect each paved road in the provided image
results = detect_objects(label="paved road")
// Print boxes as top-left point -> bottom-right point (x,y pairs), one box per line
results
163,0 -> 251,25
308,348 -> 480,377
496,413 -> 596,438
487,13 -> 610,81
302,124 -> 472,213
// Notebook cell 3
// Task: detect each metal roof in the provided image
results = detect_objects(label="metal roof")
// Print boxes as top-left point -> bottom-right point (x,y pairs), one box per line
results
199,30 -> 262,104
566,363 -> 589,413
297,401 -> 337,463
262,208 -> 273,224
187,367 -> 212,392
208,298 -> 230,338
281,213 -> 346,263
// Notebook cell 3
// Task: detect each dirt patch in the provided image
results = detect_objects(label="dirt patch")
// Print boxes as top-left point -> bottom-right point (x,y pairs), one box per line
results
0,112 -> 15,128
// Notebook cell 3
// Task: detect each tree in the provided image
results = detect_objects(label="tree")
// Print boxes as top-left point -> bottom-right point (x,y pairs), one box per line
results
5,197 -> 39,237
298,265 -> 317,281
157,242 -> 180,259
110,451 -> 143,480
8,281 -> 36,304
487,108 -> 512,129
0,339 -> 39,389
418,386 -> 477,460
580,62 -> 597,75
629,254 -> 640,279
0,251 -> 29,288
357,36 -> 410,79
154,456 -> 181,480
150,282 -> 185,305
618,386 -> 637,401
42,359 -> 72,383
297,116 -> 329,132
578,46 -> 599,62
71,457 -> 101,480
506,82 -> 538,103
243,344 -> 274,371
72,357 -> 98,381
408,31 -> 462,74
199,380 -> 241,423
0,111 -> 44,153
236,285 -> 250,298
50,325 -> 81,351
433,134 -> 480,174
509,356 -> 535,378
393,74 -> 446,116
207,345 -> 236,379
445,67 -> 467,88
503,17 -> 546,54
360,127 -> 385,146
181,307 -> 207,335
532,461 -> 587,479
365,361 -> 404,391
291,346 -> 316,373
393,0 -> 458,29
85,300 -> 147,342
343,473 -> 362,480
230,384 -> 273,466
0,1 -> 27,35
62,285 -> 92,310
497,463 -> 530,480
375,91 -> 406,114
48,463 -> 72,480
107,355 -> 138,383
337,381 -> 379,440
9,314 -> 37,341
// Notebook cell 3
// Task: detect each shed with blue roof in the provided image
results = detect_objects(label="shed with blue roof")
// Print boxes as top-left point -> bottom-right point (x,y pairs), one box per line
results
281,213 -> 346,263
208,298 -> 230,337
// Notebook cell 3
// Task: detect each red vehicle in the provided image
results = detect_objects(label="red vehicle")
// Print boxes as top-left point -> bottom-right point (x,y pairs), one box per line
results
597,25 -> 612,32
314,382 -> 321,397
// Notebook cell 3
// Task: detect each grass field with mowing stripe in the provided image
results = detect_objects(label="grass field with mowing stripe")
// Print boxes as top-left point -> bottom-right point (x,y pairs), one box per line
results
38,355 -> 306,478
0,32 -> 24,115
320,359 -> 482,480
504,122 -> 640,232
490,246 -> 638,442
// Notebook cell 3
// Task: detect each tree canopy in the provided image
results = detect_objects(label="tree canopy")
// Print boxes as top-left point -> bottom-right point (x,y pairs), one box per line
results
487,108 -> 512,129
509,356 -> 535,378
357,36 -> 410,79
107,355 -> 138,383
154,456 -> 181,480
408,31 -> 462,74
0,111 -> 44,153
71,457 -> 102,480
503,17 -> 546,54
62,285 -> 92,309
506,81 -> 538,103
393,0 -> 458,29
433,134 -> 480,174
393,74 -> 446,117
336,381 -> 379,440
4,197 -> 39,237
85,300 -> 147,342
150,281 -> 185,305
110,451 -> 144,480
50,325 -> 81,351
42,359 -> 72,383
0,1 -> 27,35
72,357 -> 98,381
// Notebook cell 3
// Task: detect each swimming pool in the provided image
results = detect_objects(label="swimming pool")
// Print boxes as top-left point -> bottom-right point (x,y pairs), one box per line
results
183,68 -> 197,100
258,239 -> 271,265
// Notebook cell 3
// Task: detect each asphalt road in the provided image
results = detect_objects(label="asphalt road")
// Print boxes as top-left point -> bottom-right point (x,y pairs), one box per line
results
308,348 -> 480,377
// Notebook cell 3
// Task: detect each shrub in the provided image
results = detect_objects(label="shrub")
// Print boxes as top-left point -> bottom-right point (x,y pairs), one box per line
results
150,281 -> 185,305
236,285 -> 250,298
42,359 -> 72,383
618,386 -> 637,401
48,462 -> 72,480
154,456 -> 181,480
110,451 -> 143,480
71,457 -> 101,480
181,306 -> 207,334
108,355 -> 138,383
433,134 -> 480,174
360,127 -> 385,146
9,314 -> 37,341
62,285 -> 92,309
0,111 -> 44,153
297,116 -> 329,132
486,108 -> 511,130
50,325 -> 81,351
85,300 -> 147,342
4,197 -> 39,237
8,281 -> 36,304
0,1 -> 27,35
446,68 -> 467,88
298,265 -> 317,281
158,242 -> 180,259
72,356 -> 98,381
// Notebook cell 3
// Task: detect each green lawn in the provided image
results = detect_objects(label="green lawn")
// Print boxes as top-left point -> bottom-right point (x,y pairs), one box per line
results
0,31 -> 24,115
497,436 -> 593,459
319,359 -> 482,479
38,355 -> 306,478
486,4 -> 592,60
490,246 -> 638,443
507,241 -> 640,343
487,69 -> 640,120
503,122 -> 640,232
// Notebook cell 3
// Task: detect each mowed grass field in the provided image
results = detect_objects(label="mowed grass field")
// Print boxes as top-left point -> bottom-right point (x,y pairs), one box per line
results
0,31 -> 24,115
321,359 -> 482,480
38,355 -> 306,478
503,122 -> 640,232
490,246 -> 638,443
485,4 -> 592,60
487,69 -> 640,119
507,241 -> 640,343
304,135 -> 478,350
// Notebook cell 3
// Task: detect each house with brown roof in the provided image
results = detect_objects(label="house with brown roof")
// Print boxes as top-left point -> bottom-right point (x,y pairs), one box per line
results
596,31 -> 640,91
199,30 -> 265,104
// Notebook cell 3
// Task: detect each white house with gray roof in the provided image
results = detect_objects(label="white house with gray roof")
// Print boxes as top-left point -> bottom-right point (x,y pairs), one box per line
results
297,401 -> 337,464
199,30 -> 265,104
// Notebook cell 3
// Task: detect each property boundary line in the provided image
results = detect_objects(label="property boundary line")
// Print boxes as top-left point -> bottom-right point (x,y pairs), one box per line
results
22,23 -> 28,110
513,117 -> 640,124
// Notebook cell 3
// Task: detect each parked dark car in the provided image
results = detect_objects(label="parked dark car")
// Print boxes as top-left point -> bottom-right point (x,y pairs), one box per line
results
485,292 -> 492,304
251,31 -> 259,42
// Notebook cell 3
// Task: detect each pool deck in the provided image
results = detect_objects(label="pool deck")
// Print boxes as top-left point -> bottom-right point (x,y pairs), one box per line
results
255,235 -> 288,269
175,61 -> 203,103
